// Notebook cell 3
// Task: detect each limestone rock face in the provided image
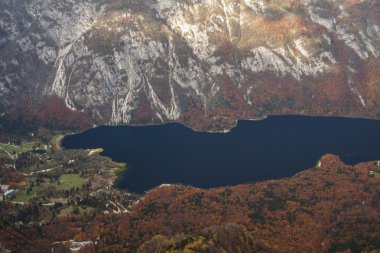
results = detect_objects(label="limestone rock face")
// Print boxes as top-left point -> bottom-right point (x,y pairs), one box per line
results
1,0 -> 380,131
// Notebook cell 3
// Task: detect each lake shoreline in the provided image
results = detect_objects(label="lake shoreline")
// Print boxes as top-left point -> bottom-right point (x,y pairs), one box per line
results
62,115 -> 380,193
69,114 -> 380,137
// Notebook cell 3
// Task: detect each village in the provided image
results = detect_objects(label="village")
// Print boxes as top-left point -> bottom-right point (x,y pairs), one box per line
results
0,133 -> 140,252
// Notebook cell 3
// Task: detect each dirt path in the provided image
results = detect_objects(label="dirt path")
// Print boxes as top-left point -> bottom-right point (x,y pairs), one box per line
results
12,200 -> 68,206
0,147 -> 15,161
24,165 -> 63,176
55,135 -> 64,150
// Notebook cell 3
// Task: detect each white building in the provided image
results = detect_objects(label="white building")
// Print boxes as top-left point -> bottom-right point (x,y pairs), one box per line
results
3,189 -> 17,199
70,241 -> 93,251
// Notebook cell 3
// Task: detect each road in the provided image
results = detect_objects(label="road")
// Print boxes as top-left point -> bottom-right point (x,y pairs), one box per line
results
55,135 -> 64,150
109,200 -> 129,214
0,147 -> 15,161
23,165 -> 63,176
12,201 -> 68,206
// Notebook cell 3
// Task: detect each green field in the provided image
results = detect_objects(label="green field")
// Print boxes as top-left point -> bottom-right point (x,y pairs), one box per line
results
14,177 -> 37,202
14,174 -> 87,202
0,142 -> 37,155
0,150 -> 11,159
14,191 -> 34,202
57,174 -> 87,191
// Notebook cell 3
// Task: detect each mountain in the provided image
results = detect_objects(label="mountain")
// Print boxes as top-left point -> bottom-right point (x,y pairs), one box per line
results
1,0 -> 380,131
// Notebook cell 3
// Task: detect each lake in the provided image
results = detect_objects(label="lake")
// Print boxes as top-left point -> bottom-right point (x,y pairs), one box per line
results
62,116 -> 380,193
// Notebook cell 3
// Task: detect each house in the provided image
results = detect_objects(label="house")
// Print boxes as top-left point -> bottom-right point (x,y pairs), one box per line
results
18,182 -> 28,187
4,164 -> 15,169
70,241 -> 93,251
3,189 -> 16,199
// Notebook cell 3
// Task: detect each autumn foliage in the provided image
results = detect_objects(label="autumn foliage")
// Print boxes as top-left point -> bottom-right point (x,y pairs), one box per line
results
1,155 -> 380,252
78,155 -> 380,252
0,95 -> 92,141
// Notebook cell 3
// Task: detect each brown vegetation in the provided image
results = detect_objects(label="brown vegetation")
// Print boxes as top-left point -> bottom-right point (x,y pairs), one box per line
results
1,155 -> 379,252
78,155 -> 380,252
0,96 -> 93,142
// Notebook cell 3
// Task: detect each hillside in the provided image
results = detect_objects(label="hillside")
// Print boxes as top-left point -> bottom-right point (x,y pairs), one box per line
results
80,155 -> 380,252
0,0 -> 380,131
1,143 -> 380,252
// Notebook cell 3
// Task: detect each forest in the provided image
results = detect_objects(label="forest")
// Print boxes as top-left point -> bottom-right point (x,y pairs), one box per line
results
1,154 -> 378,252
0,96 -> 92,142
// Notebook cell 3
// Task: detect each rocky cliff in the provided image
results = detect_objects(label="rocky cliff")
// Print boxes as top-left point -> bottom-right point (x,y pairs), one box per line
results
1,0 -> 380,131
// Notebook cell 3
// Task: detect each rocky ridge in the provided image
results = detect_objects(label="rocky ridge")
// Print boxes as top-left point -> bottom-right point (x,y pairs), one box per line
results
1,0 -> 380,131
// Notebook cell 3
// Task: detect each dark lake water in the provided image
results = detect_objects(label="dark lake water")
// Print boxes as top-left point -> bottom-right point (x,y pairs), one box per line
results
62,116 -> 380,193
